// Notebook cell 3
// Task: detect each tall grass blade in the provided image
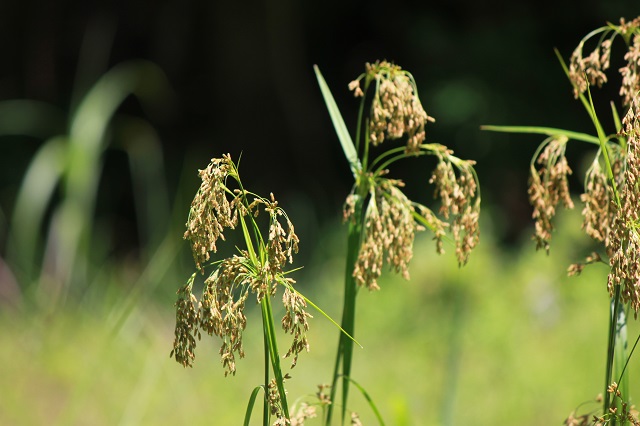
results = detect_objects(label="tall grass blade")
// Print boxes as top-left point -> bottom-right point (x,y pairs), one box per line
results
244,386 -> 265,426
313,65 -> 361,176
480,125 -> 600,145
8,137 -> 67,285
51,60 -> 170,299
347,377 -> 386,426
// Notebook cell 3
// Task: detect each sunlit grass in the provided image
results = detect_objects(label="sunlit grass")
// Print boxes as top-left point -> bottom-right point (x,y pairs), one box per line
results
1,206 -> 630,425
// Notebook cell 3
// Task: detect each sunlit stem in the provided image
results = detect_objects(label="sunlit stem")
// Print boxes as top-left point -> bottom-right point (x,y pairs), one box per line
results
326,190 -> 365,426
261,295 -> 290,422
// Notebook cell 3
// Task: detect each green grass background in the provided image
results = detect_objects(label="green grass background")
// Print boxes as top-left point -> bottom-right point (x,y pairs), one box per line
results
1,206 -> 633,425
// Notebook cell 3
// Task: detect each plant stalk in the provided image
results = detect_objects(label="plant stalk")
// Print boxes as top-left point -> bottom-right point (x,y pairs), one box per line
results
326,196 -> 364,425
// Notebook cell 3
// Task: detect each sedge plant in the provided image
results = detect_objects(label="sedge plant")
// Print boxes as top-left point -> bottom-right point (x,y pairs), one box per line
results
315,61 -> 481,424
170,154 -> 316,425
483,17 -> 640,425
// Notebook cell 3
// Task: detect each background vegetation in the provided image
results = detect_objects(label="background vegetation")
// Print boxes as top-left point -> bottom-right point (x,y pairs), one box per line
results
1,2 -> 640,425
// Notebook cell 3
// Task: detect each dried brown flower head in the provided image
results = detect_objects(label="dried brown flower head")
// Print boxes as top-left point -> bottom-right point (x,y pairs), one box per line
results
581,151 -> 623,248
567,17 -> 640,106
170,274 -> 200,368
564,411 -> 590,426
171,155 -> 309,375
608,97 -> 640,313
569,38 -> 612,98
350,175 -> 418,290
290,402 -> 317,426
568,252 -> 603,277
429,150 -> 481,264
350,412 -> 363,426
183,154 -> 239,272
349,60 -> 435,154
282,287 -> 312,368
620,34 -> 640,106
527,136 -> 574,253
345,146 -> 480,290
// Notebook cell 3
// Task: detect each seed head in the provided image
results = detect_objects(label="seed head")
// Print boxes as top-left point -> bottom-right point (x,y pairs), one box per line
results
349,60 -> 435,154
527,137 -> 574,253
566,16 -> 640,106
619,18 -> 640,106
170,275 -> 201,368
183,154 -> 240,272
607,97 -> 640,313
581,154 -> 622,248
281,287 -> 312,368
429,151 -> 481,264
351,176 -> 418,290
173,155 -> 308,374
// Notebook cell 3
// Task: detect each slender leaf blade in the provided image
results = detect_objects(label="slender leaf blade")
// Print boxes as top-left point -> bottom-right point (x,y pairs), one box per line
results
481,125 -> 600,145
314,65 -> 361,175
243,386 -> 264,426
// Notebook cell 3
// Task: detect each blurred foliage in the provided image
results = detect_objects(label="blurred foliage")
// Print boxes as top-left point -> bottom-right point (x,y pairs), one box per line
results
1,60 -> 174,311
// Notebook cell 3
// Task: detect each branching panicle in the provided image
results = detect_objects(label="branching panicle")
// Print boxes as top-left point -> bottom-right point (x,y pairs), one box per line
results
170,275 -> 201,368
171,155 -> 309,380
567,17 -> 640,106
183,154 -> 238,272
348,60 -> 435,154
429,153 -> 481,264
352,176 -> 417,290
608,98 -> 640,313
282,287 -> 312,368
527,137 -> 574,252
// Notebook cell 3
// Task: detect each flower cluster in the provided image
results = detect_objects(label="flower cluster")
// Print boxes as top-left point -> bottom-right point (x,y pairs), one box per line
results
183,154 -> 238,272
569,38 -> 611,98
620,33 -> 640,106
170,274 -> 200,368
345,147 -> 480,290
349,175 -> 419,291
268,376 -> 291,425
580,151 -> 622,248
171,155 -> 308,376
527,137 -> 574,253
281,287 -> 311,368
564,385 -> 640,426
568,17 -> 640,106
429,150 -> 481,264
607,98 -> 640,313
349,60 -> 435,154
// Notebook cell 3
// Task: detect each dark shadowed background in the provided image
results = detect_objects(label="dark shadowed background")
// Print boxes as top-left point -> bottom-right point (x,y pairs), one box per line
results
1,1 -> 637,259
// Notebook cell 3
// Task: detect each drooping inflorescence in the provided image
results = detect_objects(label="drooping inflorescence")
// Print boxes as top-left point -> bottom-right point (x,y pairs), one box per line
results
171,154 -> 309,377
342,61 -> 481,291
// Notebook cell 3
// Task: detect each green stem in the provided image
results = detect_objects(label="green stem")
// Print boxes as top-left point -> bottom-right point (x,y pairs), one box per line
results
604,287 -> 622,417
261,295 -> 290,422
584,85 -> 622,208
326,195 -> 365,426
263,324 -> 270,425
355,81 -> 367,154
